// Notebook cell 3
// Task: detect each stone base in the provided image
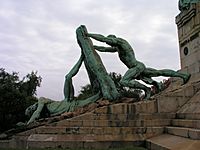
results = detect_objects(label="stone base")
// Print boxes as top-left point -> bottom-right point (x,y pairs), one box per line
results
1,73 -> 200,149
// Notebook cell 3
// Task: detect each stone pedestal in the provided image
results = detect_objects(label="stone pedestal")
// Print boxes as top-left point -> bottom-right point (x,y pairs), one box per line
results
176,3 -> 200,75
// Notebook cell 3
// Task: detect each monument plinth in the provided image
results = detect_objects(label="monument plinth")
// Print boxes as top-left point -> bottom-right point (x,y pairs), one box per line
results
2,1 -> 200,150
176,3 -> 200,74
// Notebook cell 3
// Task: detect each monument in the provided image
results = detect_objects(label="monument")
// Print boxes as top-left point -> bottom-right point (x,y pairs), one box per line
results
25,25 -> 190,125
176,0 -> 200,74
1,1 -> 200,149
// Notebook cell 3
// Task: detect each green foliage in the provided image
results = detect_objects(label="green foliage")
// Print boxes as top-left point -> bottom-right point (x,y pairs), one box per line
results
76,84 -> 94,100
0,68 -> 42,132
76,72 -> 142,100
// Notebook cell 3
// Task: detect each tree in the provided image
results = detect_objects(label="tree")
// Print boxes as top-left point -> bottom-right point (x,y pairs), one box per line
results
76,84 -> 94,100
76,72 -> 142,100
0,68 -> 42,132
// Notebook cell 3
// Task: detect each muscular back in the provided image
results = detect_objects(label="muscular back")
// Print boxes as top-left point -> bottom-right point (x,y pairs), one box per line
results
115,38 -> 137,68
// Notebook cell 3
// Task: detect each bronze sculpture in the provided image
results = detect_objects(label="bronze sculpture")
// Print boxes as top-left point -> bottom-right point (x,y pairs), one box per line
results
25,25 -> 190,125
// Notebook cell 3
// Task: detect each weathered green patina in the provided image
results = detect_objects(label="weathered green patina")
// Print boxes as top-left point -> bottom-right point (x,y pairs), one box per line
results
26,25 -> 120,125
179,0 -> 200,11
25,25 -> 191,125
26,93 -> 100,124
88,33 -> 190,98
76,26 -> 120,100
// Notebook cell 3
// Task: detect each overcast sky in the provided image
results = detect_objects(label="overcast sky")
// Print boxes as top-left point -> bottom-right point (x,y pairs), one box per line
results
0,0 -> 181,100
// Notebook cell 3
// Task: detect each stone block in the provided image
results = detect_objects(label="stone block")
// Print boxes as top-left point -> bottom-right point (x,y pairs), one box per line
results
94,106 -> 108,114
123,133 -> 144,141
69,120 -> 83,127
182,85 -> 195,97
93,114 -> 108,120
157,96 -> 178,113
72,113 -> 93,120
158,119 -> 171,126
178,91 -> 200,113
131,127 -> 146,134
144,120 -> 162,127
157,94 -> 190,113
187,90 -> 200,103
120,127 -> 132,135
92,127 -> 104,135
128,120 -> 141,127
194,79 -> 200,93
146,100 -> 157,113
146,140 -> 169,150
57,120 -> 83,127
126,104 -> 136,114
146,127 -> 164,135
166,127 -> 189,138
168,88 -> 184,97
116,114 -> 128,121
109,120 -> 126,127
109,103 -> 127,114
35,127 -> 66,134
93,134 -> 112,141
94,120 -> 109,127
81,127 -> 94,134
134,102 -> 146,113
103,127 -> 121,135
82,120 -> 94,127
66,127 -> 80,134
172,119 -> 199,129
17,128 -> 37,136
196,13 -> 200,24
96,114 -> 124,120
131,100 -> 157,114
188,129 -> 200,140
177,113 -> 200,120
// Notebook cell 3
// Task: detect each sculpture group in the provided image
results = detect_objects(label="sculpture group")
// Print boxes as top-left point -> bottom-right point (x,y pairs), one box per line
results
25,25 -> 190,124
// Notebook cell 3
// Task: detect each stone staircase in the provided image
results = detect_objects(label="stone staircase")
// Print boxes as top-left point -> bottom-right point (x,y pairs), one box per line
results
164,90 -> 200,140
1,76 -> 200,149
9,101 -> 175,149
146,113 -> 200,150
146,83 -> 200,150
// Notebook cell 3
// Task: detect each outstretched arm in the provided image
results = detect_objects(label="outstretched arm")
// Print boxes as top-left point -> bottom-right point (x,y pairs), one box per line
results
64,53 -> 84,100
94,45 -> 117,52
27,102 -> 44,125
88,33 -> 117,45
68,53 -> 84,77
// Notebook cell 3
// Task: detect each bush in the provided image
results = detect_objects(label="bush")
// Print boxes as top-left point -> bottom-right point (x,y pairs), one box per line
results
0,68 -> 42,132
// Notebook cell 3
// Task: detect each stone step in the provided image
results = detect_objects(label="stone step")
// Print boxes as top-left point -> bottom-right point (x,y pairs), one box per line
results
177,113 -> 200,120
26,133 -> 151,149
70,112 -> 175,121
93,100 -> 157,114
165,126 -> 200,140
146,134 -> 200,150
55,119 -> 171,127
172,119 -> 200,129
34,126 -> 164,135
